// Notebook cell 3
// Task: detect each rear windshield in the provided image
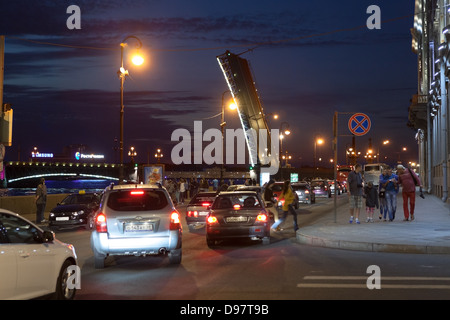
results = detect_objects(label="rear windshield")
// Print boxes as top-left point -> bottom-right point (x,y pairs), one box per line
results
292,185 -> 308,191
311,181 -> 326,188
61,194 -> 99,205
212,193 -> 262,210
107,190 -> 168,211
365,165 -> 380,172
189,193 -> 216,205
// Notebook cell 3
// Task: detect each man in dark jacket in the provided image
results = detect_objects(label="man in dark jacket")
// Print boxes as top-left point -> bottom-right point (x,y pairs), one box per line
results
347,164 -> 363,224
35,178 -> 47,224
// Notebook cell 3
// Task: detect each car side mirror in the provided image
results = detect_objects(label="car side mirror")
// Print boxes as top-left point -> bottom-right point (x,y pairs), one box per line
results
42,230 -> 54,243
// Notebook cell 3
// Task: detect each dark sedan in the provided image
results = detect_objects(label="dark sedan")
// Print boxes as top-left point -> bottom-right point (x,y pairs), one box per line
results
206,191 -> 270,247
49,192 -> 100,230
186,192 -> 217,231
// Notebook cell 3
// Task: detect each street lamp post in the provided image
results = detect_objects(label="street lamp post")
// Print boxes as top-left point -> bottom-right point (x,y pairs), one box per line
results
279,122 -> 290,180
314,136 -> 324,170
118,35 -> 144,183
128,146 -> 137,164
155,148 -> 163,163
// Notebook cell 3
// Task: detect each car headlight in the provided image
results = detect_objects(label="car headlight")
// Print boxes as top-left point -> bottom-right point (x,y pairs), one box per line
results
73,210 -> 84,216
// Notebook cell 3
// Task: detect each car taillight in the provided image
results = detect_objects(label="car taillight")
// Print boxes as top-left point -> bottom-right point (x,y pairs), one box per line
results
233,204 -> 241,210
207,215 -> 218,224
256,213 -> 268,222
130,190 -> 145,196
202,202 -> 211,207
187,210 -> 198,217
170,211 -> 181,230
96,213 -> 107,233
305,190 -> 310,194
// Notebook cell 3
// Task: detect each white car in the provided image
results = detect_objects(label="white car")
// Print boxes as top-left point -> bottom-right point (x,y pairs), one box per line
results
0,209 -> 78,300
91,184 -> 182,268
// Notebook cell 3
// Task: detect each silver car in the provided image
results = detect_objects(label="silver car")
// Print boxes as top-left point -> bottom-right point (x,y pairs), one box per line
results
90,184 -> 182,268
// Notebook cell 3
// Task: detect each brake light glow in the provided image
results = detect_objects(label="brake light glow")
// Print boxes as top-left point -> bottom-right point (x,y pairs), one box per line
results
256,213 -> 268,222
305,190 -> 310,194
170,211 -> 181,230
202,202 -> 211,207
187,210 -> 198,217
207,216 -> 218,224
96,213 -> 107,233
171,212 -> 180,224
233,204 -> 241,210
130,190 -> 145,196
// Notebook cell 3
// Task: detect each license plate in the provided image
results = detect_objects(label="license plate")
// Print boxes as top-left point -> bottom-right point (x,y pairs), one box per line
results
56,217 -> 69,221
226,216 -> 247,223
125,223 -> 153,232
199,211 -> 209,216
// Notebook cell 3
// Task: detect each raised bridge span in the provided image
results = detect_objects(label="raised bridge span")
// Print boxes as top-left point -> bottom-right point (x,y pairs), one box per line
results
4,161 -> 122,188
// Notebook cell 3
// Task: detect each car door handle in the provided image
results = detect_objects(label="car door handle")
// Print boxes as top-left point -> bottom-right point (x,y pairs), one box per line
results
18,251 -> 30,258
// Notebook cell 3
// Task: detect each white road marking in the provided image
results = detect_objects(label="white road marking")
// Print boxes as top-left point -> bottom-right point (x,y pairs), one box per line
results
297,276 -> 450,290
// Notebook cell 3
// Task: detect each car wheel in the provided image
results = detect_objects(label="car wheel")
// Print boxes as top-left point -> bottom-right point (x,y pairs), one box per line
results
206,236 -> 216,248
93,248 -> 106,269
168,249 -> 182,265
85,216 -> 94,230
55,260 -> 77,300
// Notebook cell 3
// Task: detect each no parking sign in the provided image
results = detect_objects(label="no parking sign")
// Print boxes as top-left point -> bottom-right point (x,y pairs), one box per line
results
348,113 -> 371,136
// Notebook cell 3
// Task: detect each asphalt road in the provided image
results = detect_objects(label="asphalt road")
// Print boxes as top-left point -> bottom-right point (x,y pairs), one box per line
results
52,196 -> 450,302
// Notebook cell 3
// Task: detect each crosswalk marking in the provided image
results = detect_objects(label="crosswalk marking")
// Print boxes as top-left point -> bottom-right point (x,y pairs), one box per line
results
303,276 -> 450,281
297,275 -> 450,290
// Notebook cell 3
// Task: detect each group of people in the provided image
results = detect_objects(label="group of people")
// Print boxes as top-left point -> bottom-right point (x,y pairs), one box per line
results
347,163 -> 422,224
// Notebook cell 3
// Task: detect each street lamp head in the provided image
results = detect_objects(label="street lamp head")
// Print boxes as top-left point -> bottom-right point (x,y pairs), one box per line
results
131,53 -> 144,66
316,138 -> 324,145
284,129 -> 291,136
229,102 -> 237,110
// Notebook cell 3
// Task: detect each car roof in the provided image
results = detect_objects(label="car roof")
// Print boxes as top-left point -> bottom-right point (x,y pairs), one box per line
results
218,191 -> 259,195
105,183 -> 163,191
194,192 -> 217,196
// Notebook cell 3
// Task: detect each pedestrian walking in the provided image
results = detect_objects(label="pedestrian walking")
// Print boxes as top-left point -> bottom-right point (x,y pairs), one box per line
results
347,163 -> 363,224
378,167 -> 388,220
397,164 -> 422,221
35,178 -> 47,224
271,180 -> 299,232
379,166 -> 399,221
179,178 -> 186,204
363,181 -> 379,222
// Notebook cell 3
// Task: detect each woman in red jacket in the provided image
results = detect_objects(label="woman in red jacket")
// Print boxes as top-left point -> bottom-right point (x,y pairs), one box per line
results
397,165 -> 422,221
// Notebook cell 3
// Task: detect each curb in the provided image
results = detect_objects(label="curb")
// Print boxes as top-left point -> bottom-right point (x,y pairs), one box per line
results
296,232 -> 450,254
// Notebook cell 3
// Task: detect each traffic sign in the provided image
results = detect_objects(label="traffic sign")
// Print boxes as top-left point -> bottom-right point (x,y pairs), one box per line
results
348,113 -> 371,136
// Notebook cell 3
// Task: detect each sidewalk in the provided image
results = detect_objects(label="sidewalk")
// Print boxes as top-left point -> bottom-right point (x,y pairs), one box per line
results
296,192 -> 450,254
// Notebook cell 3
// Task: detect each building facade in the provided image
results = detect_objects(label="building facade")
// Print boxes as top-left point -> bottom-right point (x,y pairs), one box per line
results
410,0 -> 450,203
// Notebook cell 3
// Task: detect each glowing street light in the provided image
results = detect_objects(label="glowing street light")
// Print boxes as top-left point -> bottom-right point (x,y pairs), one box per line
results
314,136 -> 324,169
155,148 -> 163,163
118,35 -> 144,183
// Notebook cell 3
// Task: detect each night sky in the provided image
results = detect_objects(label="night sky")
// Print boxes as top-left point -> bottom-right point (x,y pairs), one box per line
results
1,0 -> 417,168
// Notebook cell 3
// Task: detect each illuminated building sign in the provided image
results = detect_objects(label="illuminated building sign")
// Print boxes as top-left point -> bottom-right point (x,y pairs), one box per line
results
75,152 -> 105,160
31,152 -> 54,158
